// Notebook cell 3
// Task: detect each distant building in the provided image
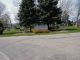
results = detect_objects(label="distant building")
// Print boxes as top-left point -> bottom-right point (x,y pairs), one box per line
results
34,24 -> 48,30
32,24 -> 49,33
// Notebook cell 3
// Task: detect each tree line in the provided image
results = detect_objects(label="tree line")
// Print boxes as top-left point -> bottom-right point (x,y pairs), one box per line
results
18,0 -> 62,32
0,0 -> 80,34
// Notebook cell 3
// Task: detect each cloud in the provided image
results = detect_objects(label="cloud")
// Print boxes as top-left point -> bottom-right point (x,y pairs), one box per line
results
12,0 -> 21,7
0,0 -> 21,23
0,0 -> 79,23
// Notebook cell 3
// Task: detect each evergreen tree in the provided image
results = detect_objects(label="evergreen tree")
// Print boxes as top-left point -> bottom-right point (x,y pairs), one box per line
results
18,0 -> 62,31
18,0 -> 35,32
38,0 -> 62,30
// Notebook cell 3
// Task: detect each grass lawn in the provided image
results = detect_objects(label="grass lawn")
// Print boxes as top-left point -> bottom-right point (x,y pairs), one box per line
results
63,26 -> 80,32
1,29 -> 22,36
0,26 -> 80,37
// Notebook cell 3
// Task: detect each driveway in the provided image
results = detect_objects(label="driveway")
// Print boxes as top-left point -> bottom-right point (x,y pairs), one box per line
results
0,33 -> 80,60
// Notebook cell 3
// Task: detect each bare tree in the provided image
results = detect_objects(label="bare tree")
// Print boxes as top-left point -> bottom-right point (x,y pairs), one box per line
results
76,0 -> 80,27
1,14 -> 11,28
0,2 -> 6,34
59,0 -> 73,26
0,2 -> 11,34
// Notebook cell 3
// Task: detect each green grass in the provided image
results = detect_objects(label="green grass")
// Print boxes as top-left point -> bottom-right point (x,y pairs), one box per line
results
1,29 -> 21,36
0,29 -> 35,37
0,26 -> 80,37
63,26 -> 80,32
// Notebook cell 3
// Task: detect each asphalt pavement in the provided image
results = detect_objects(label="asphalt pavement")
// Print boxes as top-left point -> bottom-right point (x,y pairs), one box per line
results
0,33 -> 80,60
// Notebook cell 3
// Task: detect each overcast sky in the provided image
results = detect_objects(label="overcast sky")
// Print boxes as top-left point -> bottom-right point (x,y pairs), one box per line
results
0,0 -> 21,23
0,0 -> 79,23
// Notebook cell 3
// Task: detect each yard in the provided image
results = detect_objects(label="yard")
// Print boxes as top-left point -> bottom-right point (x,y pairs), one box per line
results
0,26 -> 80,37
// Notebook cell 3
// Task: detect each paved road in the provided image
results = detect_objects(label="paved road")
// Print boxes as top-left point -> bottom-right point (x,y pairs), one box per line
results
0,33 -> 80,60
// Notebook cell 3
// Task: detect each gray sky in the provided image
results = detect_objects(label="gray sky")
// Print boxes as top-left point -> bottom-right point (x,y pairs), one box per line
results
0,0 -> 21,23
0,0 -> 79,23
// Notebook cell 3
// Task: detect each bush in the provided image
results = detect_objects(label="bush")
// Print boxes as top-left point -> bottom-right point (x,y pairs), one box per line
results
49,25 -> 60,31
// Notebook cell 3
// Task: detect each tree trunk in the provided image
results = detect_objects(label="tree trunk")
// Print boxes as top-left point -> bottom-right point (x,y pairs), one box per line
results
76,21 -> 79,28
47,23 -> 50,30
30,25 -> 32,32
0,30 -> 3,35
76,9 -> 80,28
